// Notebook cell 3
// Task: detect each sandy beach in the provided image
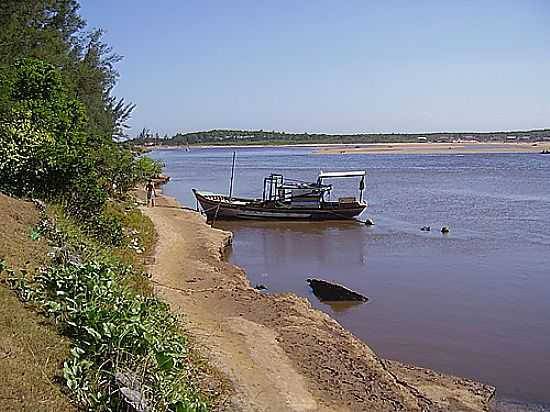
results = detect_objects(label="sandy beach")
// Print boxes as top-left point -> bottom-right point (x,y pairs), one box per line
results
138,141 -> 550,155
316,142 -> 550,155
140,191 -> 495,412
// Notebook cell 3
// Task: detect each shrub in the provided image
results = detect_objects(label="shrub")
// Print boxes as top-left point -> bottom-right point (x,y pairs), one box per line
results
65,172 -> 108,217
86,211 -> 125,247
0,114 -> 55,196
1,59 -> 163,220
135,156 -> 164,181
8,260 -> 208,411
4,211 -> 209,411
0,58 -> 99,203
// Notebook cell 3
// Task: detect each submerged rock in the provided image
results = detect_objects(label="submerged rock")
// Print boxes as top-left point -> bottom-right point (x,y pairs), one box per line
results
306,278 -> 368,302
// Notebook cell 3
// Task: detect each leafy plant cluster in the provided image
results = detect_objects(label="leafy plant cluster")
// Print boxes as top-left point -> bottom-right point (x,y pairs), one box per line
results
0,1 -> 160,220
80,199 -> 157,256
4,212 -> 209,412
0,0 -> 134,138
0,58 -> 161,219
0,2 -> 210,410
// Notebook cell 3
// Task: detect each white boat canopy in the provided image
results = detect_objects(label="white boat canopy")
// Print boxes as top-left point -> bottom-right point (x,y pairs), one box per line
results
318,170 -> 366,179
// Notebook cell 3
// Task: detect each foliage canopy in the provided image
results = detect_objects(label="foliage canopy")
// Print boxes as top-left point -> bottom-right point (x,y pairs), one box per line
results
0,1 -> 158,218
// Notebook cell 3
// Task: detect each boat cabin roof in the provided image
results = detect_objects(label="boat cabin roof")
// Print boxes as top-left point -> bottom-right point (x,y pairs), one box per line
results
318,170 -> 366,179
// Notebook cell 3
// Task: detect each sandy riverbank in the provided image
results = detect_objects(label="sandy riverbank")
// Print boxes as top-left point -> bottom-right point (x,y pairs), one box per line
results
316,142 -> 550,155
139,141 -> 550,153
140,192 -> 495,412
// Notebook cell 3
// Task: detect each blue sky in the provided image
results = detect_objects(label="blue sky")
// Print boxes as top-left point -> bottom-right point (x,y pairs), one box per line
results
80,0 -> 550,136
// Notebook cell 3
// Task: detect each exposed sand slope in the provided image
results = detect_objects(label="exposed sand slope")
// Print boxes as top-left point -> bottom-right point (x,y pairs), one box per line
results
0,194 -> 74,412
316,142 -> 550,155
142,194 -> 495,412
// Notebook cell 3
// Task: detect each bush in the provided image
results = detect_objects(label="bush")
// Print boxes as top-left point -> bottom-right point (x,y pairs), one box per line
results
0,114 -> 55,196
135,156 -> 164,181
93,146 -> 164,197
8,260 -> 208,411
4,211 -> 209,411
65,172 -> 108,216
86,212 -> 124,247
0,58 -> 163,220
0,58 -> 98,202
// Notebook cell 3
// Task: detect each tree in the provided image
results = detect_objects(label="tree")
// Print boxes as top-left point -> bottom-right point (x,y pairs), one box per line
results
0,1 -> 134,138
1,58 -> 159,214
0,58 -> 90,199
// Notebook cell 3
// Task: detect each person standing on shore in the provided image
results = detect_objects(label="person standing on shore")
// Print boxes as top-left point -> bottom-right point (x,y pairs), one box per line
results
145,180 -> 156,207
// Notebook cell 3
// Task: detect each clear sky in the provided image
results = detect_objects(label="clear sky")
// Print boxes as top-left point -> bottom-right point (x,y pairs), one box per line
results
79,0 -> 550,136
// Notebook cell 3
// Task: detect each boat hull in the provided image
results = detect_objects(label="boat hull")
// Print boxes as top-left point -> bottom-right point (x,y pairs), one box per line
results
193,190 -> 366,221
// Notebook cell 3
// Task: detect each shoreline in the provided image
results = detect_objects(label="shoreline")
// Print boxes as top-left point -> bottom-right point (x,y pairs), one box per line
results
141,191 -> 495,411
316,142 -> 550,155
141,141 -> 550,154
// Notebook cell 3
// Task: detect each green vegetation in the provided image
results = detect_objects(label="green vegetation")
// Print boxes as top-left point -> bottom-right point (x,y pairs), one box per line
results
0,0 -> 151,219
0,0 -> 134,138
0,193 -> 75,411
131,128 -> 550,146
0,57 -> 158,217
3,205 -> 208,411
0,2 -> 215,410
2,199 -> 211,411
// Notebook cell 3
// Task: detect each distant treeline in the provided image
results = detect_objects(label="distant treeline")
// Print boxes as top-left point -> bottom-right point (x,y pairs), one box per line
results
130,128 -> 550,146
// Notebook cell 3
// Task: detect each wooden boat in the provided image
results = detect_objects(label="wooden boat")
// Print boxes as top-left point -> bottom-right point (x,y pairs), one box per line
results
193,171 -> 368,221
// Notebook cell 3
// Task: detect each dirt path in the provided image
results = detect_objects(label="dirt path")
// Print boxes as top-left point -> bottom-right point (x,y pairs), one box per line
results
142,194 -> 495,412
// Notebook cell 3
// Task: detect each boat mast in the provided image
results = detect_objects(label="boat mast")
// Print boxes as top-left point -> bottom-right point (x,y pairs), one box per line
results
228,151 -> 236,199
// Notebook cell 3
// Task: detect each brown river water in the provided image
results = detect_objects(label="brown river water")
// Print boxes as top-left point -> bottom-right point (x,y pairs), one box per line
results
150,147 -> 550,410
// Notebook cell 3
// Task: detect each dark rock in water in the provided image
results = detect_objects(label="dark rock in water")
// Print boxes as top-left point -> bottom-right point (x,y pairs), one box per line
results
441,226 -> 450,234
364,218 -> 375,226
306,278 -> 368,302
254,284 -> 267,291
420,225 -> 431,232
